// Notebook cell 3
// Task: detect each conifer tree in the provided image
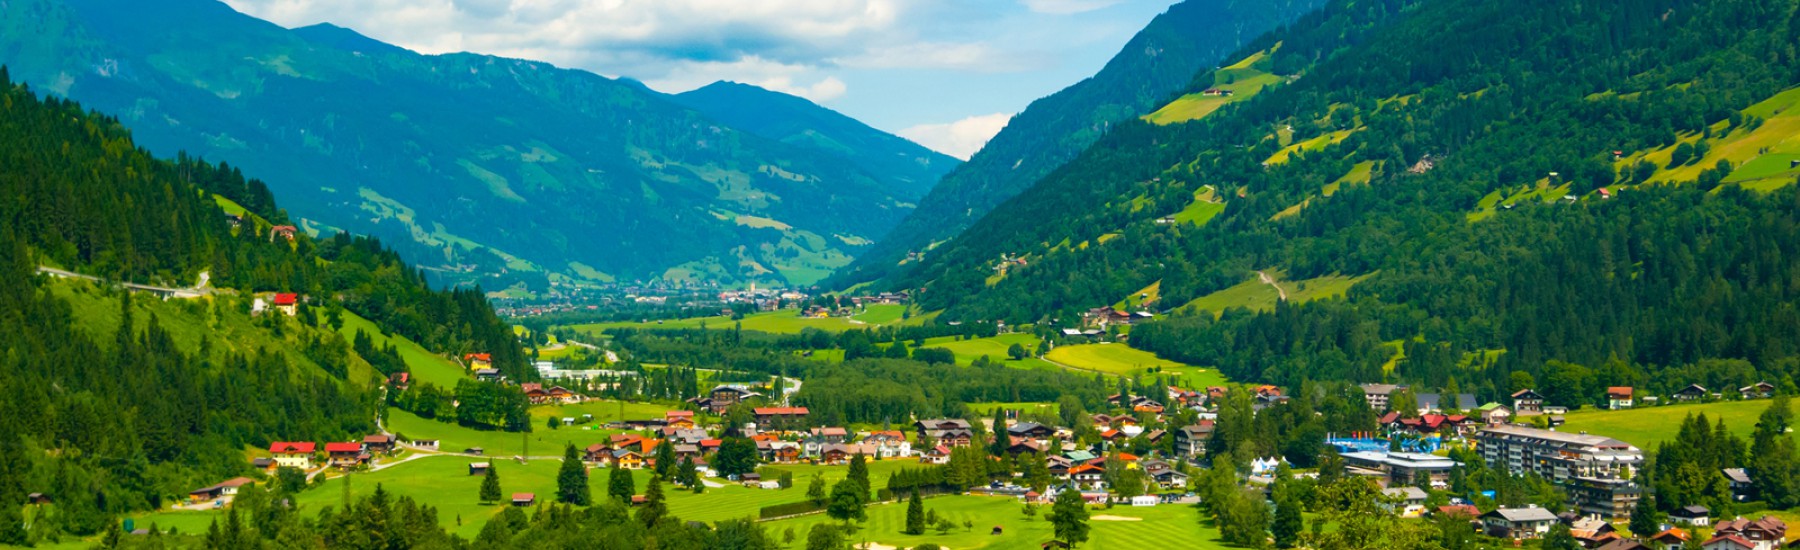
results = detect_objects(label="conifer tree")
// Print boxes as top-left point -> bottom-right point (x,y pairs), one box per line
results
905,490 -> 926,535
638,475 -> 667,527
608,462 -> 635,503
556,444 -> 590,506
479,463 -> 502,504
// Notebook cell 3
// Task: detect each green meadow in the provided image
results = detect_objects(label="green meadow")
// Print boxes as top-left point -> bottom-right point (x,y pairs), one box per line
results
1556,398 -> 1799,448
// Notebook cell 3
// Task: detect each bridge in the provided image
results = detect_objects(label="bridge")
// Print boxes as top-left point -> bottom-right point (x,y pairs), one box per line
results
37,266 -> 211,299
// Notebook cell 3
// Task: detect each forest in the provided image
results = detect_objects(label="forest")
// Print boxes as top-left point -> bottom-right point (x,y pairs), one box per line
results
894,0 -> 1800,406
0,68 -> 529,542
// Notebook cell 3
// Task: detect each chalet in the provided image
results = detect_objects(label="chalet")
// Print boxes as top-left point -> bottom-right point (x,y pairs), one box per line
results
269,442 -> 316,469
1674,384 -> 1710,402
412,439 -> 438,451
916,418 -> 974,445
511,493 -> 536,507
753,407 -> 809,428
756,440 -> 802,463
1710,516 -> 1787,550
1433,505 -> 1481,519
1595,540 -> 1649,550
1606,387 -> 1634,410
584,443 -> 612,464
1382,487 -> 1428,518
1474,402 -> 1512,424
1512,389 -> 1546,415
1005,440 -> 1045,456
818,444 -> 855,465
464,353 -> 493,369
363,434 -> 396,454
252,457 -> 274,471
189,477 -> 254,503
1740,382 -> 1777,400
1007,422 -> 1055,440
1481,506 -> 1559,539
1652,529 -> 1692,548
1725,468 -> 1757,501
325,442 -> 367,469
1672,505 -> 1712,526
611,449 -> 645,470
664,411 -> 697,429
1359,384 -> 1408,411
1707,535 -> 1761,550
1152,468 -> 1188,489
1069,464 -> 1106,489
664,428 -> 708,445
1143,429 -> 1167,444
861,431 -> 912,459
1174,422 -> 1215,458
674,444 -> 701,462
1569,517 -> 1619,547
388,372 -> 410,390
1099,429 -> 1126,443
272,293 -> 299,316
522,383 -> 550,404
270,225 -> 298,242
809,427 -> 850,444
690,385 -> 759,414
469,462 -> 490,476
921,445 -> 952,465
473,368 -> 502,381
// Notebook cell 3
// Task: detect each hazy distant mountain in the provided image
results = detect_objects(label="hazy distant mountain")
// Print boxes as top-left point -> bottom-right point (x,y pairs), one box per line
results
827,0 -> 1326,289
673,81 -> 959,200
0,0 -> 943,291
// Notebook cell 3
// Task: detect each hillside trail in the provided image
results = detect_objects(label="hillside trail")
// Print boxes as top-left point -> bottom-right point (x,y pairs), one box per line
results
1256,270 -> 1289,301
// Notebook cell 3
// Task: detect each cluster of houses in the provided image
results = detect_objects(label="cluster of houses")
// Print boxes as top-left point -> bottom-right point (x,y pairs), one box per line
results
251,435 -> 405,474
250,292 -> 301,317
1469,505 -> 1787,550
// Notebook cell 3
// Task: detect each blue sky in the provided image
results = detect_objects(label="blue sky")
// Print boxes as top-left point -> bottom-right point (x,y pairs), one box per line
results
220,0 -> 1179,158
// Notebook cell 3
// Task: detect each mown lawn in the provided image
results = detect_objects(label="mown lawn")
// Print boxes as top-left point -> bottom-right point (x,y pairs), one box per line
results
1179,271 -> 1369,316
761,494 -> 1227,549
528,400 -> 681,425
1557,398 -> 1799,448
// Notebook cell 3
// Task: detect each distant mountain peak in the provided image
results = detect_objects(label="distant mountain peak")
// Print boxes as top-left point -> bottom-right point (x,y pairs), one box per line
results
292,22 -> 410,55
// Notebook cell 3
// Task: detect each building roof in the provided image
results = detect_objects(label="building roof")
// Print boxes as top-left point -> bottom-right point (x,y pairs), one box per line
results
1478,424 -> 1637,450
1674,505 -> 1711,517
1483,507 -> 1559,522
511,493 -> 535,502
272,293 -> 298,305
1383,486 -> 1429,500
270,442 -> 316,454
1607,386 -> 1634,398
190,477 -> 255,495
1722,468 -> 1753,484
753,407 -> 809,415
1704,535 -> 1756,550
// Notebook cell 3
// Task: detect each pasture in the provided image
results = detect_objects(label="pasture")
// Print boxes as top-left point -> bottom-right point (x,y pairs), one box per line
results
1045,343 -> 1229,387
337,309 -> 467,388
1556,398 -> 1799,448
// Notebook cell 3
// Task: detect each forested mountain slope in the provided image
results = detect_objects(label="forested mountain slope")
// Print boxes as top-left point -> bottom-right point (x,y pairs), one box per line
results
0,69 -> 525,543
910,0 -> 1800,403
0,0 -> 930,290
671,81 -> 959,199
827,0 -> 1327,289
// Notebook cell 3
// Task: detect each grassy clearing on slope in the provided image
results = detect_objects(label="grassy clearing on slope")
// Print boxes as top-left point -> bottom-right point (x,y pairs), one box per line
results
1180,272 -> 1371,316
1265,128 -> 1358,166
1143,47 -> 1283,126
920,334 -> 1047,366
569,305 -> 918,336
1115,280 -> 1162,310
1557,398 -> 1799,449
337,309 -> 465,388
1046,343 -> 1228,387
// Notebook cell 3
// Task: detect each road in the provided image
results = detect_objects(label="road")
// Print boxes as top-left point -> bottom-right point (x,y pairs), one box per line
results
37,266 -> 212,298
1256,270 -> 1289,302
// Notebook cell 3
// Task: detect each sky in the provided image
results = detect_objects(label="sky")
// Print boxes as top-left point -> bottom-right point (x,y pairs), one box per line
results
219,0 -> 1179,159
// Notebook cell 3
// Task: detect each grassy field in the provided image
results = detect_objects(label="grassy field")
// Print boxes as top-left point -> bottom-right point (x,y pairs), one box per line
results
1265,128 -> 1358,166
387,409 -> 626,457
919,333 -> 1050,367
967,402 -> 1061,418
337,309 -> 466,388
1115,280 -> 1162,310
1144,47 -> 1284,126
569,305 -> 918,336
1557,398 -> 1800,448
1179,271 -> 1371,316
762,494 -> 1227,549
1045,343 -> 1229,387
528,400 -> 682,425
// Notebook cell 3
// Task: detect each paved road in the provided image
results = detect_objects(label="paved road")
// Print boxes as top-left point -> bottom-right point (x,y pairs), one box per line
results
37,266 -> 212,298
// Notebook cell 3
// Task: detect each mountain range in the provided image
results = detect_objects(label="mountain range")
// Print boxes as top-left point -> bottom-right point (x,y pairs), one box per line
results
825,0 -> 1328,289
0,0 -> 956,292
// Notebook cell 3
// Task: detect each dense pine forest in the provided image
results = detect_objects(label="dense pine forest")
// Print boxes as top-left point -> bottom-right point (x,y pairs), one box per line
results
899,0 -> 1800,405
0,69 -> 530,542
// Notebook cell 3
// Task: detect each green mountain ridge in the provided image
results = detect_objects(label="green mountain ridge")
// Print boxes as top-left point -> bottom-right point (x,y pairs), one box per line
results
0,0 -> 942,290
906,0 -> 1800,403
826,0 -> 1328,290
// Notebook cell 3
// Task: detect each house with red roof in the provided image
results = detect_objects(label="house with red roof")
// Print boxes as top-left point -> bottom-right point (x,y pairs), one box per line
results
1607,387 -> 1635,410
464,353 -> 492,369
665,411 -> 697,429
753,406 -> 809,428
269,442 -> 316,469
272,293 -> 299,316
1709,516 -> 1787,550
324,442 -> 368,469
270,225 -> 298,242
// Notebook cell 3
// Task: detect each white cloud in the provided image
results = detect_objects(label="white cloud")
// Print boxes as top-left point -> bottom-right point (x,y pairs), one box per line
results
1018,0 -> 1123,15
898,113 -> 1013,160
832,41 -> 1024,72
